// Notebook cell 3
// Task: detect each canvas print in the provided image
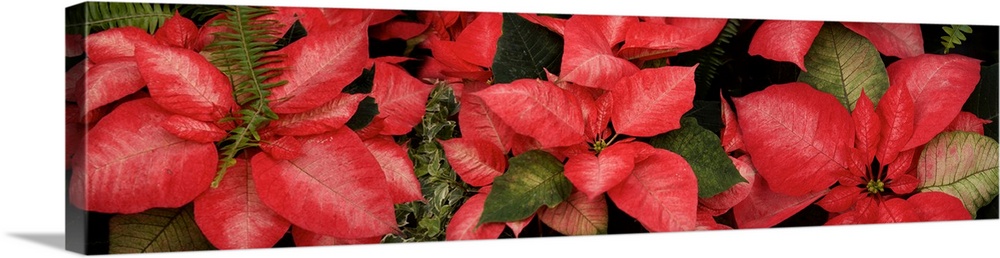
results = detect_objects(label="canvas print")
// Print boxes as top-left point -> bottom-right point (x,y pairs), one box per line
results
65,1 -> 999,255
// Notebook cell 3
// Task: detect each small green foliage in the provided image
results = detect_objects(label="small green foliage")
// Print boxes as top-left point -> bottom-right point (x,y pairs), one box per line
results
386,81 -> 468,243
207,6 -> 286,188
941,25 -> 973,54
479,150 -> 573,224
67,2 -> 178,35
650,117 -> 746,198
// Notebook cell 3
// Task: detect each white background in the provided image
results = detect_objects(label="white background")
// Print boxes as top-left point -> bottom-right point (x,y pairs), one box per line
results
1,0 -> 997,257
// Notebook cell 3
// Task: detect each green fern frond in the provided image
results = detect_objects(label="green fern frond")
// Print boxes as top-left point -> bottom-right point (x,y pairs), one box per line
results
941,25 -> 973,54
66,2 -> 178,35
692,19 -> 741,89
206,6 -> 287,188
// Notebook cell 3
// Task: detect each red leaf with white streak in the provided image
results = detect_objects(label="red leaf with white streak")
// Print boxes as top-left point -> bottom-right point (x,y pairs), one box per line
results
606,148 -> 697,232
560,15 -> 640,89
747,20 -> 824,71
135,44 -> 236,122
291,226 -> 382,247
160,114 -> 227,143
945,111 -> 991,135
363,136 -> 424,204
733,82 -> 854,196
452,13 -> 502,67
259,135 -> 304,160
907,192 -> 972,221
842,22 -> 924,58
154,12 -> 199,49
370,62 -> 433,135
268,93 -> 365,136
611,65 -> 697,137
69,98 -> 216,214
268,21 -> 368,114
191,14 -> 228,53
538,190 -> 609,235
459,91 -> 516,152
564,143 -> 635,200
472,79 -> 586,148
731,174 -> 829,228
517,13 -> 566,35
251,128 -> 396,239
446,188 -> 505,240
194,157 -> 291,250
84,58 -> 146,114
889,54 -> 981,150
439,137 -> 507,187
86,27 -> 158,64
618,18 -> 727,60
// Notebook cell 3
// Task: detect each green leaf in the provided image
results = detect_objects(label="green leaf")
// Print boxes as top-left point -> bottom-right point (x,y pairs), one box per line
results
683,100 -> 723,134
917,131 -> 1000,218
650,117 -> 746,198
480,150 -> 572,224
963,64 -> 998,140
109,205 -> 213,253
798,23 -> 889,111
491,13 -> 564,84
72,2 -> 177,35
346,96 -> 379,130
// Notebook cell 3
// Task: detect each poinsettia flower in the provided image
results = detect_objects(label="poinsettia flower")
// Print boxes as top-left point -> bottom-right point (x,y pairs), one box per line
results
732,53 -> 981,226
749,21 -> 924,70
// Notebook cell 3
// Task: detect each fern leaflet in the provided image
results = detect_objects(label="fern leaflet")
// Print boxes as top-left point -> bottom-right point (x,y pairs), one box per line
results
205,6 -> 287,188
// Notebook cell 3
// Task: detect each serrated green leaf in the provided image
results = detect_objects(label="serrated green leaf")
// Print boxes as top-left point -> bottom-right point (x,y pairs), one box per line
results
650,117 -> 746,198
917,131 -> 1000,218
480,150 -> 572,224
963,64 -> 999,140
109,205 -> 212,253
346,96 -> 379,130
491,13 -> 564,84
798,23 -> 889,111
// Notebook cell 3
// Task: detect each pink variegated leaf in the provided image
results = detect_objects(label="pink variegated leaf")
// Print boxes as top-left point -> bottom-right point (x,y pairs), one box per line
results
84,58 -> 146,114
194,157 -> 291,249
732,174 -> 829,228
268,93 -> 365,136
699,156 -> 757,216
564,143 -> 635,200
154,12 -> 199,49
268,20 -> 368,114
363,136 -> 424,204
251,128 -> 397,239
439,137 -> 507,187
890,54 -> 981,150
69,98 -> 216,214
160,114 -> 228,143
944,111 -> 991,135
135,44 -> 236,122
370,62 -> 434,135
560,15 -> 640,89
446,187 -> 505,240
842,22 -> 924,58
452,13 -> 502,68
259,135 -> 304,161
747,20 -> 824,71
538,190 -> 609,235
459,89 -> 517,152
719,92 -> 743,153
472,79 -> 587,148
611,65 -> 697,137
86,27 -> 158,64
606,148 -> 697,232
